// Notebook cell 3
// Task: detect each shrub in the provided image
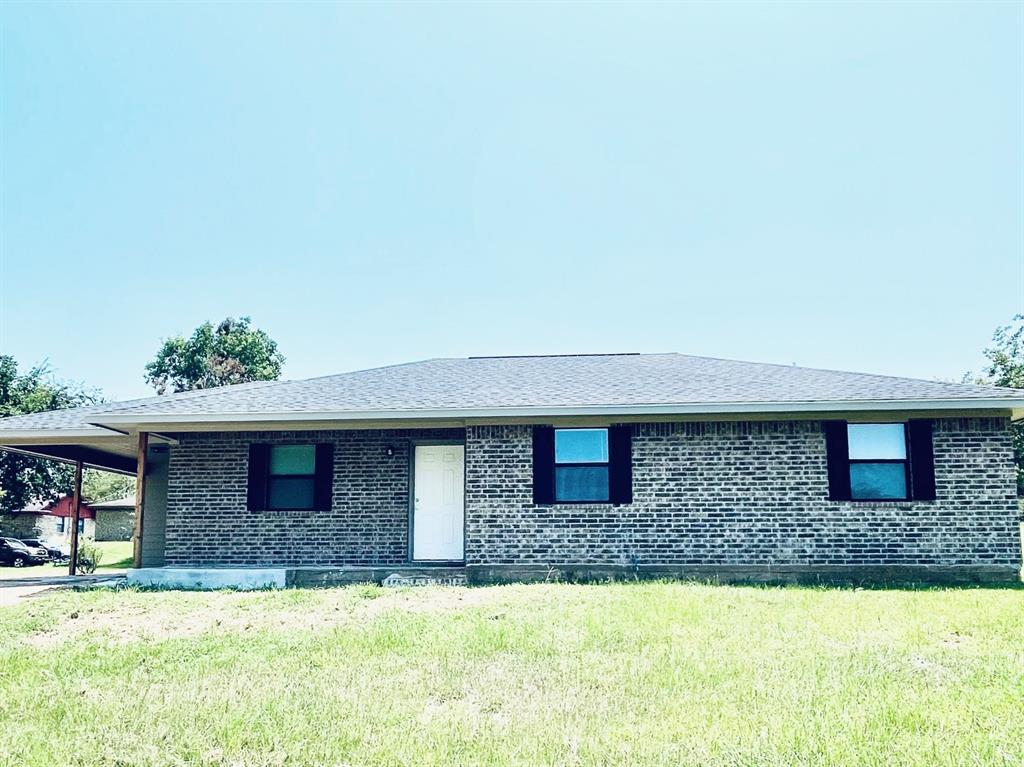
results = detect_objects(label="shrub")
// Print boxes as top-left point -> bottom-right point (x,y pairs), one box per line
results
77,542 -> 103,574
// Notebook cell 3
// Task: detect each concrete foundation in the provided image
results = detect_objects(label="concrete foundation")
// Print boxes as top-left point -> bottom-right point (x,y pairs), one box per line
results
127,567 -> 287,590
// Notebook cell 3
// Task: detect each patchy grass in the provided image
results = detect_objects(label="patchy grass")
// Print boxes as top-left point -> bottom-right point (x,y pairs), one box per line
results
0,582 -> 1022,766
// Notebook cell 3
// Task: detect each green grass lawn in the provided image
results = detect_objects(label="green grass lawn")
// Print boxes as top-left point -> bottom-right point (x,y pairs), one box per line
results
1,582 -> 1022,766
90,539 -> 133,568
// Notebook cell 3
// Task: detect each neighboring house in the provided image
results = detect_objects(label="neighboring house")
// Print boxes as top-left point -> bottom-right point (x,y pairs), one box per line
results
0,495 -> 95,541
0,353 -> 1021,587
90,496 -> 136,541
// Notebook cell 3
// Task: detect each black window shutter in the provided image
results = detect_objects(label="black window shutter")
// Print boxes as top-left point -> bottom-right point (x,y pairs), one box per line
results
314,443 -> 335,511
608,425 -> 633,504
823,421 -> 851,501
532,426 -> 555,504
908,420 -> 936,501
247,443 -> 270,511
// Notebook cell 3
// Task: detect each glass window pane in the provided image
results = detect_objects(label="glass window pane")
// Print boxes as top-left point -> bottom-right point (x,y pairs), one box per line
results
850,462 -> 907,500
270,445 -> 316,475
848,424 -> 906,460
555,466 -> 609,502
268,477 -> 316,509
555,429 -> 609,464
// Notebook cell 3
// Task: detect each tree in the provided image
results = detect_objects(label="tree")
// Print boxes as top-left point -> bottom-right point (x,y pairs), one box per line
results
0,356 -> 100,513
973,314 -> 1024,496
82,469 -> 135,503
144,316 -> 285,394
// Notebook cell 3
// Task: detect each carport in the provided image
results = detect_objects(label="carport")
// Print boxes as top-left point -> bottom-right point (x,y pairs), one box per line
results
0,409 -> 171,574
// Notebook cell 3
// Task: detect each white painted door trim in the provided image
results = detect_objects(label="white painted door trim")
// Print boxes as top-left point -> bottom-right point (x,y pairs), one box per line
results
412,444 -> 465,562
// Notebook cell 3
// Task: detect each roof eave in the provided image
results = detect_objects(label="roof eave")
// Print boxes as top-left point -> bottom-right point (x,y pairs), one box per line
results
85,397 -> 1024,428
0,428 -> 126,441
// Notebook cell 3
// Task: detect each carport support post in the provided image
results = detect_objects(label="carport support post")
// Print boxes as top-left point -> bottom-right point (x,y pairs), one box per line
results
131,432 -> 148,569
68,460 -> 83,576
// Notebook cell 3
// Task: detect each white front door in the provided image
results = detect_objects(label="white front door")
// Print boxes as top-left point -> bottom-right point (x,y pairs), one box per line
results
413,444 -> 465,561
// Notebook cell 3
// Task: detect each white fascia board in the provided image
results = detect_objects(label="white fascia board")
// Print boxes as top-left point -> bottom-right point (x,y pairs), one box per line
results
88,398 -> 1024,427
0,428 -> 126,442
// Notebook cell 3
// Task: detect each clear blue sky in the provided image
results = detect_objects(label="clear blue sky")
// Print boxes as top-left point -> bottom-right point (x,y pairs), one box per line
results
1,2 -> 1021,401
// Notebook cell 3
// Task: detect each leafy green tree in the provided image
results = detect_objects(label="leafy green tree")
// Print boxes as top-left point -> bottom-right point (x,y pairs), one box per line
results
144,316 -> 285,394
0,356 -> 100,512
83,469 -> 135,503
973,314 -> 1024,496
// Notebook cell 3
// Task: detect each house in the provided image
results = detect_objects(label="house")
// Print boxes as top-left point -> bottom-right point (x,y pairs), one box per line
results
89,496 -> 136,541
0,353 -> 1021,587
0,495 -> 95,541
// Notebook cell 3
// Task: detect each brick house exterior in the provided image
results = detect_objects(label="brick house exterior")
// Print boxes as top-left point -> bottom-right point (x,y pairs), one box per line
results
464,418 -> 1019,580
94,509 -> 134,542
152,417 -> 1020,582
164,429 -> 463,567
1,354 -> 1022,586
0,496 -> 95,542
90,497 -> 137,542
0,510 -> 63,540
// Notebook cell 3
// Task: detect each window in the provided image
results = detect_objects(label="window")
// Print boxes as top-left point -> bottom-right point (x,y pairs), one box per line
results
246,443 -> 334,512
56,517 -> 65,534
824,420 -> 935,502
847,424 -> 908,500
555,428 -> 610,502
267,445 -> 317,510
532,425 -> 633,505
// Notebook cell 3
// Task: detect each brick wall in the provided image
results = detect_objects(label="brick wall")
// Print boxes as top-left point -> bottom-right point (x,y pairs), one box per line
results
0,513 -> 60,540
95,510 -> 135,542
464,418 -> 1022,570
164,429 -> 462,566
162,418 -> 1021,574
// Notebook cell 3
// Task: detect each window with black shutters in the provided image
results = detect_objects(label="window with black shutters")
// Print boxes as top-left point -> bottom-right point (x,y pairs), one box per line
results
847,423 -> 909,500
824,420 -> 936,502
267,445 -> 317,510
247,442 -> 334,511
554,428 -> 610,502
533,425 -> 633,505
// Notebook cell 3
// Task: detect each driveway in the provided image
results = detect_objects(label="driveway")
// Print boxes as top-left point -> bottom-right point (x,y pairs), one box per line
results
0,573 -> 125,607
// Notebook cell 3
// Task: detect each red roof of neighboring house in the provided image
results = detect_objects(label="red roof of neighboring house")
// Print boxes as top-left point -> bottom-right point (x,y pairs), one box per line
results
14,495 -> 95,519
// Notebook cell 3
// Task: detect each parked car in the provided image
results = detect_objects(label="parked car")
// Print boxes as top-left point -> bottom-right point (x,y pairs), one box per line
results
19,539 -> 65,561
0,538 -> 48,567
16,540 -> 49,561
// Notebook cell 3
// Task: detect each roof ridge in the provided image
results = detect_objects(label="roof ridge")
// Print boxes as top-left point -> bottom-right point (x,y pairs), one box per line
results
288,357 -> 447,384
467,353 -> 643,360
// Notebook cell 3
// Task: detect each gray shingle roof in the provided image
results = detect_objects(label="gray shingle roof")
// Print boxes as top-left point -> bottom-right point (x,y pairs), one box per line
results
90,495 -> 135,509
0,380 -> 280,431
0,402 -> 121,431
1,353 -> 1022,433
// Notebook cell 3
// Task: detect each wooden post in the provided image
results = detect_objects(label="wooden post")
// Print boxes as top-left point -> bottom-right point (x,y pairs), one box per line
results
131,432 -> 148,569
68,460 -> 83,576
